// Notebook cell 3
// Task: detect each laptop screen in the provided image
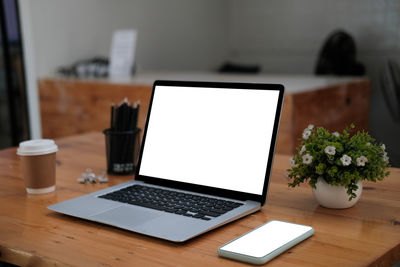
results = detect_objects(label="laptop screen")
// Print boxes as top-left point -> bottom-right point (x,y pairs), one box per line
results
137,81 -> 284,199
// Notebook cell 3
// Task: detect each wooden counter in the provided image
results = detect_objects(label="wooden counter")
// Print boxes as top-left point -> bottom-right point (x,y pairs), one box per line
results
38,72 -> 370,154
0,132 -> 399,266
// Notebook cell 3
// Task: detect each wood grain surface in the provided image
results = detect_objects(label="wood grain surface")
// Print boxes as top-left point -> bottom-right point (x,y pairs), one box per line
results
1,132 -> 399,267
38,77 -> 370,155
292,79 -> 371,151
38,78 -> 152,140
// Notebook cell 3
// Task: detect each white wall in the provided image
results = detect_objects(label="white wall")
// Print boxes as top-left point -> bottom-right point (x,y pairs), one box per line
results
228,0 -> 400,74
228,0 -> 400,165
29,0 -> 229,77
22,0 -> 400,164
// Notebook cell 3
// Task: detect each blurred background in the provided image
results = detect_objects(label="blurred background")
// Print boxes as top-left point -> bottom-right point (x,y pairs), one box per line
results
1,0 -> 399,166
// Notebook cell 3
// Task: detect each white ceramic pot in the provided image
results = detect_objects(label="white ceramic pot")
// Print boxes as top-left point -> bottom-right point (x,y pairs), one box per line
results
312,177 -> 362,209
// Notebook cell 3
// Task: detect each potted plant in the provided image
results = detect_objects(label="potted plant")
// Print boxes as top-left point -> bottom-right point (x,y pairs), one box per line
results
286,124 -> 390,209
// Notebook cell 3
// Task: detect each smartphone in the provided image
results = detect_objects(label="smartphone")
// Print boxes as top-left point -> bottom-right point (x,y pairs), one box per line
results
218,220 -> 314,265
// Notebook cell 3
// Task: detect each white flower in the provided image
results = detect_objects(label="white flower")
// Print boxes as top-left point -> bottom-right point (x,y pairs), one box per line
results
366,142 -> 371,146
356,156 -> 368,166
332,132 -> 340,137
383,154 -> 389,164
302,129 -> 311,139
307,124 -> 314,130
300,145 -> 306,154
381,144 -> 386,151
302,154 -> 313,165
382,151 -> 389,164
290,158 -> 296,167
340,154 -> 352,166
324,146 -> 336,156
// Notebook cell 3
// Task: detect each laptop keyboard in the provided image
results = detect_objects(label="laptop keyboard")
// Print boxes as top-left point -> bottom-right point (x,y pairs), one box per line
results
98,185 -> 244,220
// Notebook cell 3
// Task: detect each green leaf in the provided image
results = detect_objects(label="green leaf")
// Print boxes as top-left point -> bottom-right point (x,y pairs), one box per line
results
287,124 -> 390,199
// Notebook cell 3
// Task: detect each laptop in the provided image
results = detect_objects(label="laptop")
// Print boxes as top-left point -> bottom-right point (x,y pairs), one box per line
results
48,80 -> 284,242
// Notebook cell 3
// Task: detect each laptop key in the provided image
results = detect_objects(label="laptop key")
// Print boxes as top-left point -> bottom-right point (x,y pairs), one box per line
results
139,203 -> 165,211
188,209 -> 200,213
204,211 -> 221,217
225,202 -> 243,207
165,208 -> 177,213
210,209 -> 226,214
175,210 -> 186,215
220,204 -> 234,209
99,185 -> 245,221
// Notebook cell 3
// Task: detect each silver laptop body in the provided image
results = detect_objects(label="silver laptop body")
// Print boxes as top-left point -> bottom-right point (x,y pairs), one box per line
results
48,80 -> 284,242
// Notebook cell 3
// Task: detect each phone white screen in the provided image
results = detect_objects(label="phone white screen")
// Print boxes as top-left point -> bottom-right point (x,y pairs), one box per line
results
220,221 -> 312,258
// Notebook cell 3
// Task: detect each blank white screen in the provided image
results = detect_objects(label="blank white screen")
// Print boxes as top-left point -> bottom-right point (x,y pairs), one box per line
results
220,221 -> 312,258
139,85 -> 280,195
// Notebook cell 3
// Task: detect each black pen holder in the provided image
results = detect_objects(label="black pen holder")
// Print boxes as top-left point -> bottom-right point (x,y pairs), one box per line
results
103,128 -> 141,175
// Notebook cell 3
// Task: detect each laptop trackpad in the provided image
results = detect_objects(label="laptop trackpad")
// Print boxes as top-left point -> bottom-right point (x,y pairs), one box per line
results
91,205 -> 160,227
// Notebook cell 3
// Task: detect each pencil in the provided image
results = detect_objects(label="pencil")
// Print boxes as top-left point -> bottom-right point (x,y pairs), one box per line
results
110,103 -> 115,130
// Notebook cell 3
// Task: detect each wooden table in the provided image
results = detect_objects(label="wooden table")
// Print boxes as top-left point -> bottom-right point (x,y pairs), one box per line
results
38,72 -> 370,154
1,133 -> 399,267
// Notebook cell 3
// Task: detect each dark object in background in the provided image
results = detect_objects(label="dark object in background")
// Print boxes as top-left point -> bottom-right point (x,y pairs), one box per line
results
380,59 -> 400,124
57,57 -> 109,78
0,0 -> 30,148
218,62 -> 261,74
315,30 -> 365,76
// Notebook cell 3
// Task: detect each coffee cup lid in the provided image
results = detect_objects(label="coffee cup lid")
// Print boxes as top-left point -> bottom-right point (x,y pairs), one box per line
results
17,139 -> 58,156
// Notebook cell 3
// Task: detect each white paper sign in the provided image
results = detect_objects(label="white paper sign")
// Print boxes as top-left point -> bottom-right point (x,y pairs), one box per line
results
109,29 -> 137,78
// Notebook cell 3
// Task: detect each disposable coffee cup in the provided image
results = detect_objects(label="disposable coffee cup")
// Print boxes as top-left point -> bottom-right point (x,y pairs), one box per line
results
17,139 -> 58,194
